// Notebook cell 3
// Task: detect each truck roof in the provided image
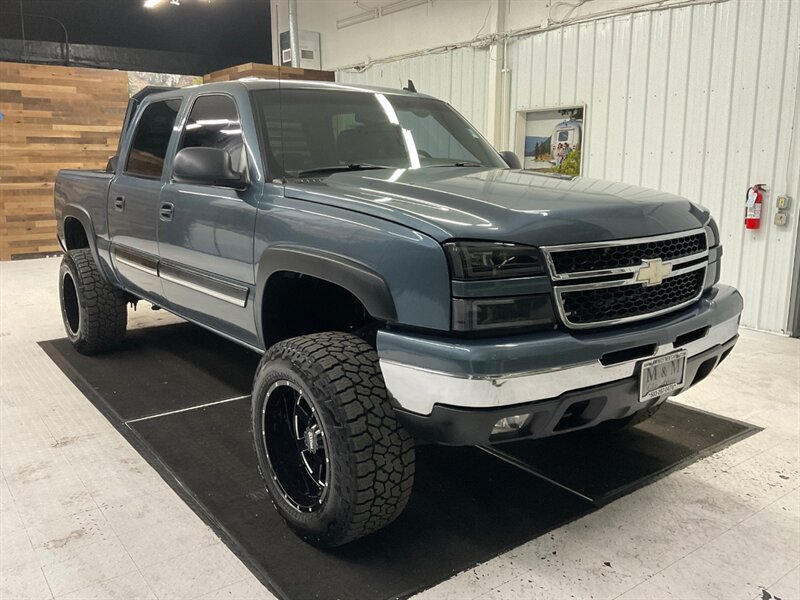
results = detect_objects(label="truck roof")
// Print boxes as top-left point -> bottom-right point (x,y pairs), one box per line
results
146,78 -> 437,102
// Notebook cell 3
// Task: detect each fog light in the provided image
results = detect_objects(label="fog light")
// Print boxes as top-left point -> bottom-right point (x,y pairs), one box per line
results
492,414 -> 530,435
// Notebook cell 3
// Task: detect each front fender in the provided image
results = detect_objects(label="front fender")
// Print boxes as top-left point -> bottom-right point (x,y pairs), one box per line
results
253,196 -> 452,341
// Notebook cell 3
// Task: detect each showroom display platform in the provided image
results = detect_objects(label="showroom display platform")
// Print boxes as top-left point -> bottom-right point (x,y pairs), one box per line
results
40,323 -> 758,600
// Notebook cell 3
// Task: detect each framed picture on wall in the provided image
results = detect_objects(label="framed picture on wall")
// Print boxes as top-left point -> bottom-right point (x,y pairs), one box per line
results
516,106 -> 585,177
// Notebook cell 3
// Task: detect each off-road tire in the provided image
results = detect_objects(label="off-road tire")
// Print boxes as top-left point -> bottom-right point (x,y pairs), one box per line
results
251,332 -> 415,547
59,249 -> 127,355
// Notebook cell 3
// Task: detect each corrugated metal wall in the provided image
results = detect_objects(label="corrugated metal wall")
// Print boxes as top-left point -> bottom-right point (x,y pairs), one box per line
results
338,46 -> 491,133
339,0 -> 800,333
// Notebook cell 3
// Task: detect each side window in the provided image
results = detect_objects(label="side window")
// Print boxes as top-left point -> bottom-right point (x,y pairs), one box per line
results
125,99 -> 182,178
178,95 -> 246,172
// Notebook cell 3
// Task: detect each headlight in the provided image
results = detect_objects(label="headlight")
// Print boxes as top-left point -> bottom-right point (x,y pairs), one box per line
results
704,218 -> 720,248
452,296 -> 555,331
444,241 -> 545,280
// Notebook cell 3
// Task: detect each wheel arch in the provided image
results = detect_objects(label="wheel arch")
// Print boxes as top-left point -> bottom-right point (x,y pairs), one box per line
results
255,246 -> 397,348
60,205 -> 107,282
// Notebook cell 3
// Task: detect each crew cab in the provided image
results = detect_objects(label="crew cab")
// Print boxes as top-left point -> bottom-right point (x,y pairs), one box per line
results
54,79 -> 742,547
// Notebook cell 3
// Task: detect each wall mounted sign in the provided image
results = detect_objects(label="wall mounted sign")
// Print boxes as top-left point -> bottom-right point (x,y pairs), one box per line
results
518,106 -> 585,177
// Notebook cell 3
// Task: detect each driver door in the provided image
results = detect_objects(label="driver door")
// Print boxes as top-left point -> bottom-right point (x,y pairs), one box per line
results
157,93 -> 261,347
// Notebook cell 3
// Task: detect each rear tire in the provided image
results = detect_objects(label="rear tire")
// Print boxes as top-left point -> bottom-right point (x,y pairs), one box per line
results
59,249 -> 127,355
251,332 -> 415,547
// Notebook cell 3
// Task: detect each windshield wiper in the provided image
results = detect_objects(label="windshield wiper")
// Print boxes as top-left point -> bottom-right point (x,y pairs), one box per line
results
294,164 -> 390,177
430,161 -> 486,168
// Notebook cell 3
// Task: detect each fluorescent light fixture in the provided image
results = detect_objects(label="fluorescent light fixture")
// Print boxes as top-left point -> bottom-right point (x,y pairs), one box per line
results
336,9 -> 378,29
380,0 -> 429,16
144,0 -> 163,7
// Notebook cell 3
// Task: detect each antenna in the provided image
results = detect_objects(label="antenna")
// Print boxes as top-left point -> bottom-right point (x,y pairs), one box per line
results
403,80 -> 417,93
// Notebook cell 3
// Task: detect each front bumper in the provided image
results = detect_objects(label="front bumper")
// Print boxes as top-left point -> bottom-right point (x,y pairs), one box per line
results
378,284 -> 742,445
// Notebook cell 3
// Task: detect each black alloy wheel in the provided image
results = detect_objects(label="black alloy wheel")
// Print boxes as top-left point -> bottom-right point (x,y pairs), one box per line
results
61,270 -> 81,336
261,380 -> 329,512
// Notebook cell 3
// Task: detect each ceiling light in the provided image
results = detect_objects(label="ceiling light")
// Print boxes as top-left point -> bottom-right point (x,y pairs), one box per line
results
336,9 -> 378,29
144,0 -> 163,7
380,0 -> 429,16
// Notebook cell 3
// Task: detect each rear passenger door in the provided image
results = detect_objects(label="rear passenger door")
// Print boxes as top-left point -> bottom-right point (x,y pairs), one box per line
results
157,93 -> 260,347
108,97 -> 182,301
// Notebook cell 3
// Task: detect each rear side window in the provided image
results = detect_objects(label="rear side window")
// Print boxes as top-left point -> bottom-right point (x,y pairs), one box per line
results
125,99 -> 182,178
178,95 -> 246,172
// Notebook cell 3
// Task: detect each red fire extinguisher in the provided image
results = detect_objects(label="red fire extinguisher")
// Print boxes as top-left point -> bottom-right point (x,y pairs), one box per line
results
745,184 -> 766,230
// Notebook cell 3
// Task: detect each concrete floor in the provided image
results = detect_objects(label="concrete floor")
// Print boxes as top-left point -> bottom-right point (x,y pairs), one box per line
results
1,257 -> 798,600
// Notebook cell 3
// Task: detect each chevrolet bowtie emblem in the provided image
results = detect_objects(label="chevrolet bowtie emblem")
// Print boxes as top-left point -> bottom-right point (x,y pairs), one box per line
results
635,258 -> 673,286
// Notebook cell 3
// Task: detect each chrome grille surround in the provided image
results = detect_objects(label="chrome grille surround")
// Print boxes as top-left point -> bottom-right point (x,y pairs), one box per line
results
541,229 -> 709,329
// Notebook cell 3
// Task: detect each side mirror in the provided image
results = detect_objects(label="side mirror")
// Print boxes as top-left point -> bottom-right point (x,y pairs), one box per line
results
173,147 -> 247,189
499,151 -> 522,170
106,155 -> 119,173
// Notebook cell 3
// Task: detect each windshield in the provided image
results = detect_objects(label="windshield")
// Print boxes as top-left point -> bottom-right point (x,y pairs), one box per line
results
252,88 -> 507,177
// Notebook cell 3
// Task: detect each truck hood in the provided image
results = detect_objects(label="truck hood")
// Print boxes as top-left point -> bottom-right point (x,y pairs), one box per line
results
283,167 -> 710,246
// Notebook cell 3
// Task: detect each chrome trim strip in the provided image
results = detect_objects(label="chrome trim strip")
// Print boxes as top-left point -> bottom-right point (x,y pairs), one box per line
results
112,246 -> 249,307
159,264 -> 248,307
380,314 -> 739,415
113,247 -> 158,277
548,250 -> 709,282
556,261 -> 706,293
541,228 -> 708,280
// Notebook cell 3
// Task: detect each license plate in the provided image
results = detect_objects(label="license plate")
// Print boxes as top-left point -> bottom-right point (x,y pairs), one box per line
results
639,350 -> 687,402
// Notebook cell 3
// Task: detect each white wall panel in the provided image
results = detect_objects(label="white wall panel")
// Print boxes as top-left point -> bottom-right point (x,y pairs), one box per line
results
338,47 -> 491,133
505,0 -> 799,333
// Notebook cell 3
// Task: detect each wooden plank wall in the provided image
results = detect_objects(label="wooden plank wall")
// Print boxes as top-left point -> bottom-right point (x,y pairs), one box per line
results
203,62 -> 335,83
0,61 -> 128,260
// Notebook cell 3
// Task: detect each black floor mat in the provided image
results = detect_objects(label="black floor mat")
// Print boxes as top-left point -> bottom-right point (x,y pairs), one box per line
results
487,402 -> 753,505
40,323 -> 758,600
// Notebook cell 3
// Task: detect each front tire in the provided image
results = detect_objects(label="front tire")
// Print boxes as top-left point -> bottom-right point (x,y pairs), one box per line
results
59,249 -> 127,355
251,332 -> 415,547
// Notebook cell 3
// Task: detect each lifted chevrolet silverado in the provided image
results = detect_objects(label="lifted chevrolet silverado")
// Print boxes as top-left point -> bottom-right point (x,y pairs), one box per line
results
54,80 -> 742,547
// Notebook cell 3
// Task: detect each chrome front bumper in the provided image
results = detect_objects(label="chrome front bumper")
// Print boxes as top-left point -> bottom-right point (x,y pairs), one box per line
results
379,285 -> 742,417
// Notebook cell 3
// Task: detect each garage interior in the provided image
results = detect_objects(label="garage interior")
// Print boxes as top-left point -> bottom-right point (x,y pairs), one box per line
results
0,0 -> 798,599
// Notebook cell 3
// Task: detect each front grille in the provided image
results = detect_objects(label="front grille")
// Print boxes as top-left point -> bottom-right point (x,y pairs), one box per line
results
542,229 -> 710,328
560,269 -> 705,325
549,232 -> 707,276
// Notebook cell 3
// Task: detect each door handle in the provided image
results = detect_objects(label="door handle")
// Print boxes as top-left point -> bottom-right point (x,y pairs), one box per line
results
114,196 -> 125,212
159,202 -> 174,222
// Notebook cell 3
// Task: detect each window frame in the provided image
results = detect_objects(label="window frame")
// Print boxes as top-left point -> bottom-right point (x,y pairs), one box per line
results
122,97 -> 184,181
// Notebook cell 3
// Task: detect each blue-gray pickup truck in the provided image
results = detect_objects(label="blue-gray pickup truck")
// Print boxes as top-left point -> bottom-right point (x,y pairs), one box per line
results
54,80 -> 742,546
